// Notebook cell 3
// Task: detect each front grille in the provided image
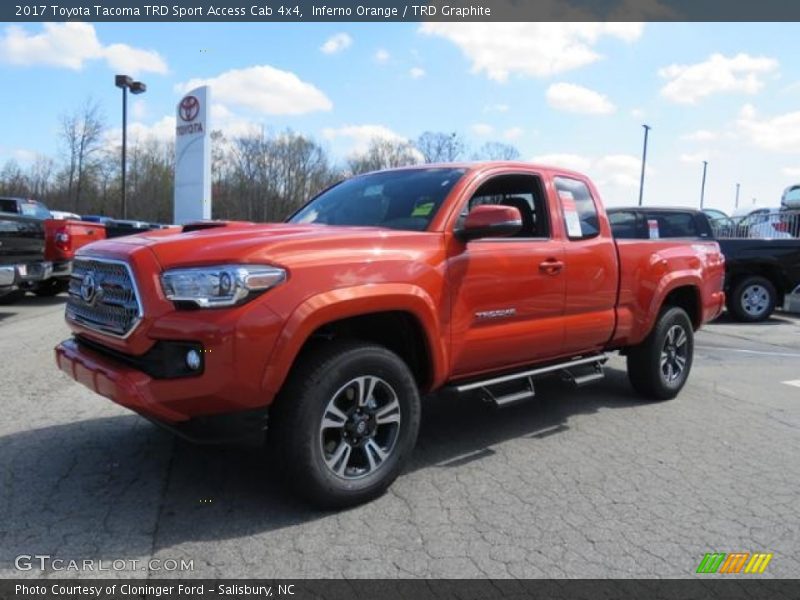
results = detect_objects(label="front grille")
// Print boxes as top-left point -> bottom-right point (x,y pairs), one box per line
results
66,257 -> 142,338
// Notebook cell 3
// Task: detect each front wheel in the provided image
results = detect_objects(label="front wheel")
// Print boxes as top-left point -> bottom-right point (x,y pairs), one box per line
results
627,307 -> 694,400
269,341 -> 421,508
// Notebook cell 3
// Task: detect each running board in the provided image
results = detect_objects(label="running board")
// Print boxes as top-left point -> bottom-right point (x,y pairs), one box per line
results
452,354 -> 608,408
453,354 -> 609,393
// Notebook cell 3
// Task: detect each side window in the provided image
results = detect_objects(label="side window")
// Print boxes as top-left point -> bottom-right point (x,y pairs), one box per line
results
459,174 -> 550,238
646,212 -> 698,238
554,177 -> 599,240
0,199 -> 17,214
608,211 -> 640,239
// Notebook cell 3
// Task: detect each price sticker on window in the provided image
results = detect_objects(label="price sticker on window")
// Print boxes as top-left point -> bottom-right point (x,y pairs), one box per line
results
559,190 -> 583,238
647,219 -> 660,239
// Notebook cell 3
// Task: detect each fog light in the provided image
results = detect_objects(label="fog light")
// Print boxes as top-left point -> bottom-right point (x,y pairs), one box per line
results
186,349 -> 202,371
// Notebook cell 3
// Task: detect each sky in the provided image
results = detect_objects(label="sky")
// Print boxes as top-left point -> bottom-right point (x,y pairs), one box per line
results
1,21 -> 799,213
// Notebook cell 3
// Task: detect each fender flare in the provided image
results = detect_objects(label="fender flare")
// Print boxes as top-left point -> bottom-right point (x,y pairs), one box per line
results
261,283 -> 448,399
643,271 -> 702,335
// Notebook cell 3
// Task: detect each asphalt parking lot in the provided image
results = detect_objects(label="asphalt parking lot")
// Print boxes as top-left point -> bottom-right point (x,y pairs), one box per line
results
1,296 -> 799,579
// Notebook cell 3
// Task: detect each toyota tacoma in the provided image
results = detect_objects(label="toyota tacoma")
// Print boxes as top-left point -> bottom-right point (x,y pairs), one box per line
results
55,162 -> 725,507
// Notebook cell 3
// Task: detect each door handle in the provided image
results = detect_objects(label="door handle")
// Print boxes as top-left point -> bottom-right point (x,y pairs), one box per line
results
539,259 -> 564,275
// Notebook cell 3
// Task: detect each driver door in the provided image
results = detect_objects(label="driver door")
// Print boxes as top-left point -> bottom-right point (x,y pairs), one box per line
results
447,173 -> 566,378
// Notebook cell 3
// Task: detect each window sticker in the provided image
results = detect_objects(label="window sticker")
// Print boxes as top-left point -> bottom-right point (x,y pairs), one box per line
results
559,190 -> 583,238
648,219 -> 660,239
411,202 -> 434,217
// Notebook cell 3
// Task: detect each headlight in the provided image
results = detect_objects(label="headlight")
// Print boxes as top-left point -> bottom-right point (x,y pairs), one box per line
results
160,264 -> 286,308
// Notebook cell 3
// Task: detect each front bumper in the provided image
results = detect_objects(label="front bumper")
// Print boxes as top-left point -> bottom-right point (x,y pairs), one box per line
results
56,337 -> 269,442
0,265 -> 16,287
55,338 -> 189,422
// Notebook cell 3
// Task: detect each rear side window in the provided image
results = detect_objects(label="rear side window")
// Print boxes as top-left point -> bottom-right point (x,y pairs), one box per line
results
608,211 -> 640,239
645,212 -> 698,238
554,177 -> 599,240
0,199 -> 17,213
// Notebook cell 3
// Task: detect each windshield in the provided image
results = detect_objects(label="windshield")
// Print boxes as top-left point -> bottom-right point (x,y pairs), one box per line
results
288,168 -> 466,231
20,201 -> 52,220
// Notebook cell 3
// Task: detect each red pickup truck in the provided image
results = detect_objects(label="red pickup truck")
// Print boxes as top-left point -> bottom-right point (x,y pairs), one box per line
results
55,162 -> 725,507
40,219 -> 106,296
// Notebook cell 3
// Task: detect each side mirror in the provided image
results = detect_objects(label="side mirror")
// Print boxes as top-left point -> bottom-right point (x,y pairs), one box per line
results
457,204 -> 522,241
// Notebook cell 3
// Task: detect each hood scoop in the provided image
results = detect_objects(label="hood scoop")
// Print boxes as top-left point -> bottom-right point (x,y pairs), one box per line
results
182,221 -> 230,233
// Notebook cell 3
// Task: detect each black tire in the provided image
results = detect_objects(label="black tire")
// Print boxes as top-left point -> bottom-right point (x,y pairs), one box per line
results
0,290 -> 25,305
627,306 -> 694,400
726,275 -> 776,322
33,279 -> 68,297
269,341 -> 421,509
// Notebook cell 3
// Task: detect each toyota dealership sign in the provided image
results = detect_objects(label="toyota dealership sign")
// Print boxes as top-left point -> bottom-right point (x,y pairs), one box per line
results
174,86 -> 211,224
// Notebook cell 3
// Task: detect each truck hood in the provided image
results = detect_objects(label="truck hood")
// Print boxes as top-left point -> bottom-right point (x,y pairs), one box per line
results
86,222 -> 437,270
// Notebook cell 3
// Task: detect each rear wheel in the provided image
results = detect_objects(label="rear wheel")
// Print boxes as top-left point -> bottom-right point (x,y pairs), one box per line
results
269,341 -> 421,508
727,275 -> 776,322
627,306 -> 694,400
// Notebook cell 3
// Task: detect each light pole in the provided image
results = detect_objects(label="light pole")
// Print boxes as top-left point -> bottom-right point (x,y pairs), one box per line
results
700,160 -> 708,208
638,124 -> 651,206
115,75 -> 146,220
735,182 -> 740,209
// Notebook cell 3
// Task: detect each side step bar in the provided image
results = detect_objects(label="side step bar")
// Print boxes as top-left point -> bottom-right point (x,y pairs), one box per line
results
452,354 -> 609,408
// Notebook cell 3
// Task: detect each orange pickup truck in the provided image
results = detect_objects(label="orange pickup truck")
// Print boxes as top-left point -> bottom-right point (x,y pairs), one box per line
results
55,162 -> 725,507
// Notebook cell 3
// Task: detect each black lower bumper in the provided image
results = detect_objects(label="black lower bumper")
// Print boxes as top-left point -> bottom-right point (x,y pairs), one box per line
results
146,408 -> 269,445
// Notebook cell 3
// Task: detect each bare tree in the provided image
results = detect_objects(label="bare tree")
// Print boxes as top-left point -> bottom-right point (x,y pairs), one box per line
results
347,139 -> 422,175
473,141 -> 521,161
26,155 -> 56,199
59,99 -> 106,212
0,160 -> 28,197
415,131 -> 465,163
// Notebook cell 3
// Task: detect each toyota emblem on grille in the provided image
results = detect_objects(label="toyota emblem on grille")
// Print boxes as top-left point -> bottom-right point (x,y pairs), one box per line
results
80,273 -> 98,305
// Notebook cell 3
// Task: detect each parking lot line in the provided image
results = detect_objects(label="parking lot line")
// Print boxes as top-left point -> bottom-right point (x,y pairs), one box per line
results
782,380 -> 800,388
696,345 -> 800,358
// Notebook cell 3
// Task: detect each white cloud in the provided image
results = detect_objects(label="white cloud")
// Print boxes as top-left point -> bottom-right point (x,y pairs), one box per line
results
679,151 -> 710,164
546,82 -> 616,115
659,53 -> 778,104
782,167 -> 800,178
103,43 -> 168,75
471,123 -> 495,137
681,129 -> 718,142
419,22 -> 643,82
374,49 -> 390,64
320,33 -> 352,55
736,104 -> 800,153
409,67 -> 426,79
503,127 -> 524,141
631,108 -> 646,119
532,152 -> 646,194
531,153 -> 592,172
594,154 -> 644,189
178,65 -> 332,116
484,104 -> 509,113
106,115 -> 176,147
0,23 -> 167,74
132,100 -> 148,121
322,124 -> 406,154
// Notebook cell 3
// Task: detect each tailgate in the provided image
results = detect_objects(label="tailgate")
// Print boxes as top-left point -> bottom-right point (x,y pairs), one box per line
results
45,219 -> 106,261
0,213 -> 45,265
